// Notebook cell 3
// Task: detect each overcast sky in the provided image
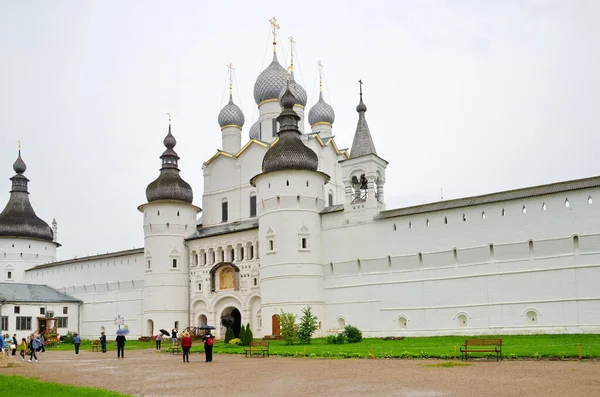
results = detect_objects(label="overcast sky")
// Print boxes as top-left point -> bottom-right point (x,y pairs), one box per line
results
1,0 -> 599,260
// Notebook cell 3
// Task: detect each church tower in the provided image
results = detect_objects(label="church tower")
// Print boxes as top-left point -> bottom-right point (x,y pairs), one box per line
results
308,61 -> 335,138
340,82 -> 388,221
138,119 -> 200,336
250,18 -> 307,142
0,148 -> 58,282
218,64 -> 245,154
251,86 -> 328,337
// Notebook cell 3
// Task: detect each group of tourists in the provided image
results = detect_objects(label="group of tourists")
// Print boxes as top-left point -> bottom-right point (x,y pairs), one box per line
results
0,333 -> 45,363
155,327 -> 214,363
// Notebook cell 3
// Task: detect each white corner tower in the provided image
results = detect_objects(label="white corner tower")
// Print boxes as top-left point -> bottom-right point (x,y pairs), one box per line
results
251,86 -> 328,337
218,63 -> 245,154
340,81 -> 388,221
0,148 -> 59,283
138,118 -> 200,337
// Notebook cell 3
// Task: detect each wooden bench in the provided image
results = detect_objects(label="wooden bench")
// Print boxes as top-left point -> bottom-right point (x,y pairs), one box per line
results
169,340 -> 181,354
91,340 -> 100,352
460,339 -> 502,361
244,341 -> 269,357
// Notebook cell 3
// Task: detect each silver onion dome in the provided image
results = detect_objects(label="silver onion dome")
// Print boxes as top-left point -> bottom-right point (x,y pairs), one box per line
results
262,88 -> 318,173
278,72 -> 307,107
253,53 -> 287,105
145,126 -> 194,204
249,120 -> 260,140
308,92 -> 335,126
0,150 -> 54,242
218,95 -> 245,128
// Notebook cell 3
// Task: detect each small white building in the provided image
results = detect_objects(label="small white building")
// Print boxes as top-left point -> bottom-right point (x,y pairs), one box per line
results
1,23 -> 599,340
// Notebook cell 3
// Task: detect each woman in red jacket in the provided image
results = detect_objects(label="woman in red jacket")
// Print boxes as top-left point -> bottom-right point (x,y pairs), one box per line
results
181,332 -> 192,363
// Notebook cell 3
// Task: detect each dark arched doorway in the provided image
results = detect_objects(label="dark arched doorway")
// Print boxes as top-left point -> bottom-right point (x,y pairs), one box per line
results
272,314 -> 280,336
231,308 -> 241,338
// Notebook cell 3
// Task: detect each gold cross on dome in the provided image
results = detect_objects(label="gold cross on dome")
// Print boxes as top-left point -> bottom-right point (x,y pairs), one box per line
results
359,79 -> 363,95
288,36 -> 295,71
226,63 -> 235,95
269,17 -> 280,50
317,60 -> 323,92
18,140 -> 21,151
166,112 -> 171,124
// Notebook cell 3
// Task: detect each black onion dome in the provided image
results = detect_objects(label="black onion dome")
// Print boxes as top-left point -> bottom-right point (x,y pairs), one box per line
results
308,92 -> 335,126
0,151 -> 54,242
262,87 -> 318,173
254,53 -> 287,105
145,126 -> 194,204
218,95 -> 245,128
278,72 -> 307,107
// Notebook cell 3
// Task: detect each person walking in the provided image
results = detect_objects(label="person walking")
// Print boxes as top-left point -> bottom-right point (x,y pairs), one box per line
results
11,334 -> 17,356
201,331 -> 214,363
155,333 -> 162,351
116,333 -> 126,359
19,338 -> 27,361
73,333 -> 81,354
100,332 -> 107,353
181,332 -> 192,363
28,334 -> 39,362
39,334 -> 45,353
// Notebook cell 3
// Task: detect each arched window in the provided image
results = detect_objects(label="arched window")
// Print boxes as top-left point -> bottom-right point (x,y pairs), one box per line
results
328,190 -> 333,207
426,219 -> 430,227
542,202 -> 547,211
444,216 -> 448,224
250,193 -> 257,217
565,198 -> 570,208
481,211 -> 486,219
222,198 -> 229,222
457,314 -> 467,328
462,213 -> 467,222
588,196 -> 593,205
522,205 -> 527,214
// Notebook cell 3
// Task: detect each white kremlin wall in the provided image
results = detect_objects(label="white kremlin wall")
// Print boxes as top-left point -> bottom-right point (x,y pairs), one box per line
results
25,249 -> 144,339
321,187 -> 600,336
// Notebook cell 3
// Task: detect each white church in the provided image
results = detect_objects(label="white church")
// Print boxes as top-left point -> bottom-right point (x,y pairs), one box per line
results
1,21 -> 599,341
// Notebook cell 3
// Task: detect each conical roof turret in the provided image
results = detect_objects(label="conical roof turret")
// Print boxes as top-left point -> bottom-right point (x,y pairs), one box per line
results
0,149 -> 54,242
350,82 -> 377,158
145,124 -> 194,204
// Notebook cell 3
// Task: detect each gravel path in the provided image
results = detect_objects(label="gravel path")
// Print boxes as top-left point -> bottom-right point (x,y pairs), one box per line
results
1,350 -> 599,396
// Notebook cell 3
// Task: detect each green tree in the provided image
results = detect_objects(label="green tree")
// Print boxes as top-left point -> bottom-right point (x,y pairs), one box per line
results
239,324 -> 247,345
225,328 -> 234,343
246,323 -> 253,345
279,310 -> 299,345
297,306 -> 319,344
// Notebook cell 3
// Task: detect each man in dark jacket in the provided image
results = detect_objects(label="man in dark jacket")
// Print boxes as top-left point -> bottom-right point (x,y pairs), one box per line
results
201,331 -> 214,362
116,334 -> 126,359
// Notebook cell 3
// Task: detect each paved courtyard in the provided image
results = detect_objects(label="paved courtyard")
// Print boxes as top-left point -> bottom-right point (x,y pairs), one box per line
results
1,349 -> 599,396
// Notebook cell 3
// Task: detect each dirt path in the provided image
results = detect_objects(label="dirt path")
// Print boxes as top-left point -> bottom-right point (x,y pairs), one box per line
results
1,349 -> 599,397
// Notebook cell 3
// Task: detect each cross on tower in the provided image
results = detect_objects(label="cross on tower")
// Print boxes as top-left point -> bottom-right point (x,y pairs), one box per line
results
166,112 -> 171,124
317,60 -> 323,92
269,17 -> 280,51
288,36 -> 295,72
226,63 -> 235,96
359,79 -> 363,96
17,140 -> 21,151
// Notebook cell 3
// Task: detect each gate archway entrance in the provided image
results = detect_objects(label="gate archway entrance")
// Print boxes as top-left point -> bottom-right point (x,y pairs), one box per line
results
221,307 -> 242,338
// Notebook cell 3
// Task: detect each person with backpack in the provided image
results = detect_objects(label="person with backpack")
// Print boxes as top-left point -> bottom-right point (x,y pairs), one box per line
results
201,331 -> 214,362
28,334 -> 39,362
155,333 -> 162,351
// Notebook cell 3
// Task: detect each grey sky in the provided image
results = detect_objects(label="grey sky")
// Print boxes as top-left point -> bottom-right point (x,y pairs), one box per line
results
1,0 -> 599,260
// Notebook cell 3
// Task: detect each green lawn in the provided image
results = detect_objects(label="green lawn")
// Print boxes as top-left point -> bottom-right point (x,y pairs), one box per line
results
48,334 -> 600,359
0,375 -> 130,397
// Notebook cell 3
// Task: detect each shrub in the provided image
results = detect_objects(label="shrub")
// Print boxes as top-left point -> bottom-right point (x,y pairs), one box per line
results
279,310 -> 299,345
309,353 -> 318,358
246,324 -> 253,345
382,351 -> 393,358
228,338 -> 241,345
297,306 -> 319,345
238,324 -> 247,346
224,328 -> 234,344
337,352 -> 349,358
399,351 -> 412,359
61,331 -> 75,344
343,325 -> 362,343
351,352 -> 362,358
